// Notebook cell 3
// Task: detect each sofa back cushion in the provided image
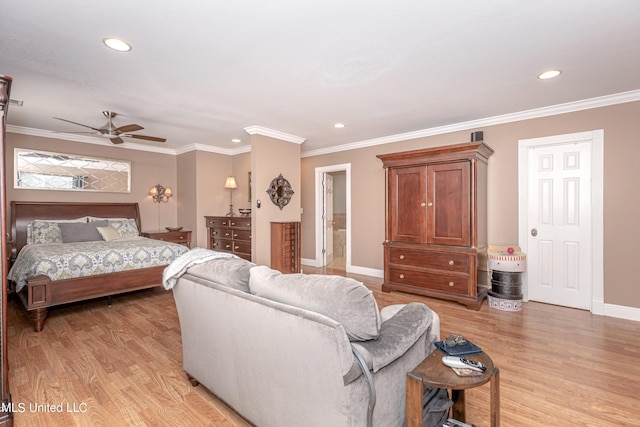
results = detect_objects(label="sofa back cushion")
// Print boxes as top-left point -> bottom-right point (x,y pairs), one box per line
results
249,266 -> 381,341
186,257 -> 254,293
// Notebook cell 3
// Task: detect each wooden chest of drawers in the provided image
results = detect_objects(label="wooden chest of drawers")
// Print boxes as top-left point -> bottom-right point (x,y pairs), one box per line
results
271,222 -> 301,273
205,216 -> 252,261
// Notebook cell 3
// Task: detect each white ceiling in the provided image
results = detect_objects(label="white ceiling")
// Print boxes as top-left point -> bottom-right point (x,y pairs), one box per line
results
2,1 -> 640,155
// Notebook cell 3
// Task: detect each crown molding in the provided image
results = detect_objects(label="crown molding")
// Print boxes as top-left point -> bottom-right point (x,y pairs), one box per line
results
9,89 -> 640,158
174,143 -> 251,156
301,89 -> 640,158
244,125 -> 306,144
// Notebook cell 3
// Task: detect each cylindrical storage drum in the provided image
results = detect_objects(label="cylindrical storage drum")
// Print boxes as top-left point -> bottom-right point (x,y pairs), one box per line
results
490,270 -> 523,299
487,247 -> 526,312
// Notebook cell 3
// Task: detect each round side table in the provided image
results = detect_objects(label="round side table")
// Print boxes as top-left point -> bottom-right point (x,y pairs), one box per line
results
406,351 -> 500,426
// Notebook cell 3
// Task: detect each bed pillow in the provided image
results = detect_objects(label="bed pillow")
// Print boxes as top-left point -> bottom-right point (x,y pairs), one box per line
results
249,266 -> 381,341
59,220 -> 108,243
27,217 -> 88,245
96,226 -> 123,242
108,218 -> 139,239
89,217 -> 139,239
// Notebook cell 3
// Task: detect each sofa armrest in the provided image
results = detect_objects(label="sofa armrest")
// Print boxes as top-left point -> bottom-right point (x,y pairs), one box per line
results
352,302 -> 433,374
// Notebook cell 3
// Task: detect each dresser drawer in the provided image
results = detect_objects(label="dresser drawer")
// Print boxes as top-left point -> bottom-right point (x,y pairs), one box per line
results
233,240 -> 251,254
211,238 -> 233,252
217,227 -> 234,239
388,247 -> 470,273
206,217 -> 228,228
228,218 -> 252,229
232,229 -> 251,241
388,267 -> 471,295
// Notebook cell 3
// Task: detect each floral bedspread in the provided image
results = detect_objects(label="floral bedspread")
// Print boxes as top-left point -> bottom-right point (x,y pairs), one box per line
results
8,237 -> 190,292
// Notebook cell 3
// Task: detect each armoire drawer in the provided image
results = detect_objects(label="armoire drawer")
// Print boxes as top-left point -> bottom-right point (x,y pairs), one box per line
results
388,267 -> 471,295
388,247 -> 470,273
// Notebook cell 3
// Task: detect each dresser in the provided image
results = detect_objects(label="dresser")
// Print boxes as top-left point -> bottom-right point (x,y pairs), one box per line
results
142,230 -> 191,248
0,75 -> 13,425
205,216 -> 252,261
377,141 -> 493,309
270,222 -> 301,273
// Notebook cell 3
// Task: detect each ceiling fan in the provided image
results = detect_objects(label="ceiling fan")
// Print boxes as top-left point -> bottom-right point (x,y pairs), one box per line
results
53,111 -> 166,144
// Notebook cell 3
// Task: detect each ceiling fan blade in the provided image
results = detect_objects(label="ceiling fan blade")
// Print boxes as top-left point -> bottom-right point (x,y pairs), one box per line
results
53,117 -> 101,132
111,137 -> 125,144
114,124 -> 143,133
127,134 -> 166,143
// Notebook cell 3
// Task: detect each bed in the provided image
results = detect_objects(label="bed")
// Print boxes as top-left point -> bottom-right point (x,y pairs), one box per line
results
7,201 -> 190,332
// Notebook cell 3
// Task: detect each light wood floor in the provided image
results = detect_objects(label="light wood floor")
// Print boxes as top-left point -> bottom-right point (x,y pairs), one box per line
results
7,267 -> 640,426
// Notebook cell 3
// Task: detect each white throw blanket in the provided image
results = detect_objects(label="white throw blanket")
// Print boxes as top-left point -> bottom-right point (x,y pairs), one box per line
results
162,248 -> 239,290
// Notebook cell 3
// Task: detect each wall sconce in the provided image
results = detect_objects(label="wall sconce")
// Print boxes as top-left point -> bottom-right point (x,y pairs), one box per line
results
150,184 -> 173,203
224,176 -> 238,216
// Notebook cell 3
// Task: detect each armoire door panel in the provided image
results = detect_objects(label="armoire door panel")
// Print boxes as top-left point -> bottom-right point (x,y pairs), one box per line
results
427,162 -> 470,246
390,166 -> 427,243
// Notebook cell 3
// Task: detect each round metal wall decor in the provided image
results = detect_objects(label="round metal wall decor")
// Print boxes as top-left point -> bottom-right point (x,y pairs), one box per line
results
266,174 -> 294,210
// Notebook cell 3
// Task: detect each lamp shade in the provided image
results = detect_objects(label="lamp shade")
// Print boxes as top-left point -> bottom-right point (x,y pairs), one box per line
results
164,187 -> 173,197
224,176 -> 238,189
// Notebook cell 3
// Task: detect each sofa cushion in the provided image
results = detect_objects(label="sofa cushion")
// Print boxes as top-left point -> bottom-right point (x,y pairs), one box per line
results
186,257 -> 254,292
249,266 -> 381,341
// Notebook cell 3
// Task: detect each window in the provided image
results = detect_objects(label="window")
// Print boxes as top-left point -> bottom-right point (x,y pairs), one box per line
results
14,149 -> 131,193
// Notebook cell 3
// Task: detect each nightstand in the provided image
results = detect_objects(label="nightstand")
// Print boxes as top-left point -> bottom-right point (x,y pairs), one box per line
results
142,230 -> 192,248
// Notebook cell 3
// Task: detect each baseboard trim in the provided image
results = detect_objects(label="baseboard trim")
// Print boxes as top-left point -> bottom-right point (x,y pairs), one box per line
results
348,265 -> 383,278
301,258 -> 320,268
604,303 -> 640,322
301,259 -> 384,279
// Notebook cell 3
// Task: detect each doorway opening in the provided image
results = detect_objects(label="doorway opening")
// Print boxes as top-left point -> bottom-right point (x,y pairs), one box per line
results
315,164 -> 351,272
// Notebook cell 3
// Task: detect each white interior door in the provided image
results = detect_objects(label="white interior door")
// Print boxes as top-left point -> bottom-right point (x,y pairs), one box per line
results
527,141 -> 592,309
323,173 -> 334,266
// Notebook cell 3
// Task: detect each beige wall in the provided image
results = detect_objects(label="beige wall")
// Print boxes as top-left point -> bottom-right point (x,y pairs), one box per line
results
301,101 -> 640,309
6,133 -> 178,232
232,151 -> 252,214
251,134 -> 301,266
9,101 -> 640,310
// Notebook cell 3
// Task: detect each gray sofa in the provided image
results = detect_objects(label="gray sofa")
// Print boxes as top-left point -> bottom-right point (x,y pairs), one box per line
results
169,254 -> 440,427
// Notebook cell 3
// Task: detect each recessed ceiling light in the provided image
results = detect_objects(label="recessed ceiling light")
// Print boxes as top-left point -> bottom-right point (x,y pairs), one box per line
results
334,123 -> 345,129
231,138 -> 241,143
103,38 -> 132,52
537,70 -> 562,80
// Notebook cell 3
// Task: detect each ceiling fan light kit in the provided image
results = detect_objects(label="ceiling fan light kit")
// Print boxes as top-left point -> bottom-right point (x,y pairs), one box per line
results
53,110 -> 166,144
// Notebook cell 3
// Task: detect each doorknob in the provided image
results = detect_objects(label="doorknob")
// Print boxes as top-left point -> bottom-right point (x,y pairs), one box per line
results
531,228 -> 538,237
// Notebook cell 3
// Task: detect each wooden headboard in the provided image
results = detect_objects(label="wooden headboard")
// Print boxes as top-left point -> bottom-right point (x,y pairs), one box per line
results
10,201 -> 142,260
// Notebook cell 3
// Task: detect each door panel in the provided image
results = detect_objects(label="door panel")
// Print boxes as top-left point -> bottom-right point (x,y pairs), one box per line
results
527,141 -> 591,309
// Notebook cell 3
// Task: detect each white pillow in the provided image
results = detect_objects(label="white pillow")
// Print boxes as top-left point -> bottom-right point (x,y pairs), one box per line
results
96,226 -> 123,242
88,217 -> 139,239
249,266 -> 381,341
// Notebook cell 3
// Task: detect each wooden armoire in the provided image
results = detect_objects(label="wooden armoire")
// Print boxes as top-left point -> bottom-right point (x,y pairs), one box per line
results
377,140 -> 493,310
0,76 -> 14,425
